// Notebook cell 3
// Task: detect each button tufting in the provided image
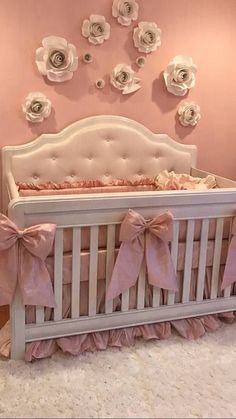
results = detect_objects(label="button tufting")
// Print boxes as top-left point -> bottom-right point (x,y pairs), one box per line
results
52,156 -> 56,161
122,155 -> 127,160
33,175 -> 38,180
71,174 -> 75,178
88,156 -> 93,160
138,171 -> 143,176
105,137 -> 112,142
105,172 -> 109,176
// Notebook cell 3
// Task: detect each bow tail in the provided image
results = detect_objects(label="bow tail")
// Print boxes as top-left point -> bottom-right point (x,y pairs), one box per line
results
107,238 -> 144,300
221,235 -> 236,290
0,246 -> 18,305
19,247 -> 56,307
146,233 -> 178,291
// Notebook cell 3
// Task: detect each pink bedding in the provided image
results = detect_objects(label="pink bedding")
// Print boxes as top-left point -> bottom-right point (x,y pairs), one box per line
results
16,171 -> 217,196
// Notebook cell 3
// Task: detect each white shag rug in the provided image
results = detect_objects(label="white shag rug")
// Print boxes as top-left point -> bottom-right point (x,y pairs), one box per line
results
0,323 -> 236,419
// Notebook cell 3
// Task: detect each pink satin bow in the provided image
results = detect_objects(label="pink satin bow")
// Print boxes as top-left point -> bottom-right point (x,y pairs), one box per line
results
221,218 -> 236,290
107,209 -> 178,300
0,214 -> 56,307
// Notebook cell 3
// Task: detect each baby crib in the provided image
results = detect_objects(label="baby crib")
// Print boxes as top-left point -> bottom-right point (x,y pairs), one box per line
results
1,115 -> 236,360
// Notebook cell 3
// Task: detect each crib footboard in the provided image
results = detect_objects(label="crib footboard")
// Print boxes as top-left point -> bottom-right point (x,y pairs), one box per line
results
8,190 -> 236,359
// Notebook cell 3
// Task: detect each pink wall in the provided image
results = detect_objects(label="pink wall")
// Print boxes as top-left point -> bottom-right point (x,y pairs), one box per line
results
0,0 -> 236,195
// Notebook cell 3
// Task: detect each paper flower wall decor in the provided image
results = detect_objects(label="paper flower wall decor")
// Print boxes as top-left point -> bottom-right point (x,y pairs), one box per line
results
82,15 -> 110,45
163,55 -> 197,96
22,92 -> 51,123
112,0 -> 139,26
110,63 -> 141,94
178,102 -> 201,127
133,22 -> 162,53
35,36 -> 78,82
95,79 -> 105,89
83,52 -> 93,63
136,56 -> 146,68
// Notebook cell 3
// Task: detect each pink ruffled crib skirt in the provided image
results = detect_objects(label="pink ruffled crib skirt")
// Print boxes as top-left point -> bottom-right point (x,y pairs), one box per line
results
0,311 -> 235,362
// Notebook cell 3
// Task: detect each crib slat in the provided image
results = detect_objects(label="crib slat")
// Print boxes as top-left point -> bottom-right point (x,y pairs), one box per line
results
71,227 -> 81,319
121,289 -> 129,312
224,218 -> 233,298
210,218 -> 224,299
182,220 -> 195,303
137,260 -> 146,309
36,307 -> 44,324
152,287 -> 161,308
89,226 -> 99,317
105,225 -> 116,314
10,286 -> 25,360
54,229 -> 64,321
196,219 -> 209,302
223,283 -> 231,298
168,220 -> 179,305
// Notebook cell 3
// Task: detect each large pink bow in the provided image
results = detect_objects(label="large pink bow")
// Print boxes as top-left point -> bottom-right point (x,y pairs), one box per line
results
221,218 -> 236,290
107,209 -> 178,300
0,214 -> 56,307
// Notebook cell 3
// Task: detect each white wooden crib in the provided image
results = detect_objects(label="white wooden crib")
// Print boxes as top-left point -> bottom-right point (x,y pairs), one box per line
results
2,115 -> 236,360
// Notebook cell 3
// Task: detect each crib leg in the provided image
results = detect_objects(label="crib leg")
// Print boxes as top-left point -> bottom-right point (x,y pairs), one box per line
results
10,286 -> 26,360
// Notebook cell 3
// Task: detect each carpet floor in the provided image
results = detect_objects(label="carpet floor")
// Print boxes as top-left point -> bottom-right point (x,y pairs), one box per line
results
0,323 -> 236,418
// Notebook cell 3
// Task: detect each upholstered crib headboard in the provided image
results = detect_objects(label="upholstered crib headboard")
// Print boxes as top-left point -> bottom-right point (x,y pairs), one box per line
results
2,115 -> 197,201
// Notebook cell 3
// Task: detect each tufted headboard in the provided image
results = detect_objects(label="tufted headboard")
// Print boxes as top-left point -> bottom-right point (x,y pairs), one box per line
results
2,115 -> 197,205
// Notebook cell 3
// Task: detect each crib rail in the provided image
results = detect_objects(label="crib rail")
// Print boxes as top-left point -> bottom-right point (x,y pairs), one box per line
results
9,201 -> 236,359
32,214 -> 235,333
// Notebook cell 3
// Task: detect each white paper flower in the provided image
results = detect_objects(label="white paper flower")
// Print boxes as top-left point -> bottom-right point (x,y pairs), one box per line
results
112,0 -> 139,26
22,92 -> 51,123
136,56 -> 146,67
83,52 -> 93,63
178,102 -> 201,127
133,22 -> 161,53
95,79 -> 105,89
163,55 -> 197,96
110,64 -> 141,94
35,36 -> 78,82
82,15 -> 110,45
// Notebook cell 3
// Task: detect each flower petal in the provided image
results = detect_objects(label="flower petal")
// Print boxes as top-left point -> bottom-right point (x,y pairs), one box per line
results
122,82 -> 141,94
47,70 -> 73,82
118,16 -> 131,26
82,20 -> 91,37
42,36 -> 68,48
90,14 -> 106,23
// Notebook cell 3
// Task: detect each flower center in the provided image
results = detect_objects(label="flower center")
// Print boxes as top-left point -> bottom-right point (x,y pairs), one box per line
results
30,101 -> 43,114
174,69 -> 189,83
91,22 -> 104,37
49,50 -> 66,68
142,30 -> 156,45
84,53 -> 92,62
120,2 -> 133,17
185,108 -> 195,119
116,71 -> 130,84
